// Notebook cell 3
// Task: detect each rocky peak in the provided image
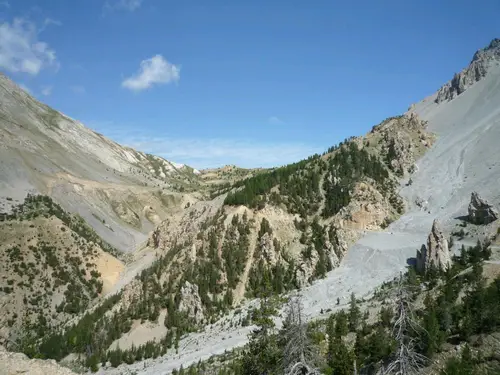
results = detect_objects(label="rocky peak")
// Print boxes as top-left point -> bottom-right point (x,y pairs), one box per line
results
472,38 -> 500,62
416,219 -> 451,273
435,38 -> 500,103
468,191 -> 498,225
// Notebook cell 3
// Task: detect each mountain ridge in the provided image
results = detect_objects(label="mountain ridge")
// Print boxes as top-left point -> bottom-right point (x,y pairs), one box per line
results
434,37 -> 500,103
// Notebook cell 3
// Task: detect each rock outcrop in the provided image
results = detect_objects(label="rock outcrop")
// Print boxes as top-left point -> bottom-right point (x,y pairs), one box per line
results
259,232 -> 278,265
177,281 -> 205,325
416,220 -> 451,273
371,113 -> 433,176
0,346 -> 78,375
468,191 -> 499,225
435,38 -> 500,103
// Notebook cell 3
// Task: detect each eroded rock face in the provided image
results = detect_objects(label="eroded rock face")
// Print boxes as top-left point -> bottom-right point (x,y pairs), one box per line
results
177,281 -> 205,325
416,220 -> 451,273
435,38 -> 500,103
295,250 -> 318,288
468,191 -> 498,225
375,113 -> 433,176
259,232 -> 277,265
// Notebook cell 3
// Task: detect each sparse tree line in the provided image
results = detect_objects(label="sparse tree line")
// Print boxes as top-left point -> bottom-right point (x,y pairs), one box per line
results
224,154 -> 321,210
1,197 -> 106,338
0,194 -> 120,257
224,140 -> 402,222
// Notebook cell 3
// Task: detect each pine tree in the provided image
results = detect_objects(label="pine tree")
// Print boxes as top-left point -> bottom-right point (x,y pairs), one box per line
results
348,293 -> 361,332
383,274 -> 426,375
334,311 -> 349,338
241,296 -> 280,375
379,306 -> 394,328
328,337 -> 354,375
422,307 -> 443,358
281,296 -> 321,374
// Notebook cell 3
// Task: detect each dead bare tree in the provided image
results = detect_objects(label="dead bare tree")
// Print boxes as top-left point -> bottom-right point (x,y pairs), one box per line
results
282,295 -> 322,375
380,273 -> 427,375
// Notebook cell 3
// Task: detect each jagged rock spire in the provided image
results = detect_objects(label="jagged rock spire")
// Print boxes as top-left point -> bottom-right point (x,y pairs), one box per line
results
416,219 -> 451,273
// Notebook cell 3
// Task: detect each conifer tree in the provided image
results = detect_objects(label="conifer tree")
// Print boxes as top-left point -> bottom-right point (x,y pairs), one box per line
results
348,293 -> 361,332
335,311 -> 349,338
328,337 -> 354,375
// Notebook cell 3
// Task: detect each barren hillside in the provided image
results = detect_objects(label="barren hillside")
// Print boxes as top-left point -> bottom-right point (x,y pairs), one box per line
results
0,74 -> 202,252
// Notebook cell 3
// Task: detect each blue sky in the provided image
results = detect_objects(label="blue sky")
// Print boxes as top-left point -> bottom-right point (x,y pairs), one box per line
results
1,0 -> 500,169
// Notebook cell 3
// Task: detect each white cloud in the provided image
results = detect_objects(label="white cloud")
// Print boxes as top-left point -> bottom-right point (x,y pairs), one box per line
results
0,18 -> 59,75
41,85 -> 52,96
104,0 -> 144,12
70,85 -> 86,94
114,135 -> 320,169
268,116 -> 284,125
39,18 -> 62,33
122,55 -> 180,91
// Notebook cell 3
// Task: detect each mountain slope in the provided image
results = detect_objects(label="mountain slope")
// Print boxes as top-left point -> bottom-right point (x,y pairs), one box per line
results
93,38 -> 500,374
21,109 -> 431,371
0,74 -> 201,251
0,195 -> 124,346
2,38 -> 500,375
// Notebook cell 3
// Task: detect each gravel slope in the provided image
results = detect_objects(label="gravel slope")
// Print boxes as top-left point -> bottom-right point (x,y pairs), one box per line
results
99,66 -> 500,375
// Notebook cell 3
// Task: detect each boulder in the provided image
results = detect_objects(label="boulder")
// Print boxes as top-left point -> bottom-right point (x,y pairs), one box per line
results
416,220 -> 451,273
468,191 -> 498,225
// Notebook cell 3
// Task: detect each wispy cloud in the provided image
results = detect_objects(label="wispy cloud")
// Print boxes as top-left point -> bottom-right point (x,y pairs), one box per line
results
0,18 -> 59,75
122,55 -> 180,92
97,132 -> 320,169
70,85 -> 86,94
41,85 -> 52,96
0,1 -> 10,8
268,116 -> 284,125
39,18 -> 62,33
103,0 -> 144,13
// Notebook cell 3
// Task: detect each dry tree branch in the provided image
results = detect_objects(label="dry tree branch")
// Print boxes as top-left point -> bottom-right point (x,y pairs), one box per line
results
380,273 -> 428,375
283,294 -> 322,375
